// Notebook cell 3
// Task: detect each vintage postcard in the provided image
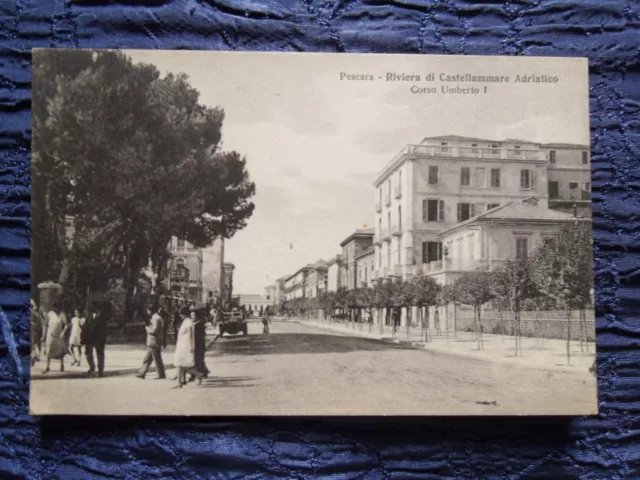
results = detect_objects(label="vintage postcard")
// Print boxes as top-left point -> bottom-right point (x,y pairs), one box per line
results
30,49 -> 596,416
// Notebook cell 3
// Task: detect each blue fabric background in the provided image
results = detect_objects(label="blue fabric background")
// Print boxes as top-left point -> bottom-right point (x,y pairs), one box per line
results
1,0 -> 638,478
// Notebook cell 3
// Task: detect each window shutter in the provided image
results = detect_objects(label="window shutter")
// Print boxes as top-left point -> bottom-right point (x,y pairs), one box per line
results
421,242 -> 427,264
438,200 -> 445,222
422,199 -> 428,221
470,204 -> 476,218
520,170 -> 526,188
457,203 -> 462,222
531,170 -> 537,190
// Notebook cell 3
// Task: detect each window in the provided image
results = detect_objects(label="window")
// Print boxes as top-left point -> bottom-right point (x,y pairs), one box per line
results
388,212 -> 391,231
550,151 -> 556,164
422,241 -> 442,263
457,203 -> 475,222
520,169 -> 536,189
548,181 -> 559,198
514,145 -> 521,155
581,182 -> 591,200
471,143 -> 479,153
582,151 -> 589,164
569,182 -> 579,189
379,188 -> 382,204
490,168 -> 501,188
516,238 -> 528,261
428,165 -> 438,185
398,241 -> 401,265
487,203 -> 500,210
460,167 -> 471,186
423,199 -> 445,222
440,141 -> 449,152
177,238 -> 185,250
491,144 -> 499,154
398,205 -> 402,231
475,167 -> 485,187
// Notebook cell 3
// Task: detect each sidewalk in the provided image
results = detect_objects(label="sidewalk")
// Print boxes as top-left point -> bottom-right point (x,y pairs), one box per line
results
31,332 -> 219,381
288,318 -> 596,374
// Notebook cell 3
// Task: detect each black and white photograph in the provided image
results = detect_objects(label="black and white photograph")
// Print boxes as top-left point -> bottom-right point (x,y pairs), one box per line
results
30,49 -> 596,416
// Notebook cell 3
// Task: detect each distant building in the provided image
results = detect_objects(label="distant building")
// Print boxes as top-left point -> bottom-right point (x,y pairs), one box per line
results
237,294 -> 272,313
202,238 -> 225,305
283,265 -> 312,301
340,228 -> 374,290
355,247 -> 375,289
264,285 -> 276,303
326,255 -> 343,292
305,260 -> 328,298
541,143 -> 592,218
168,237 -> 204,302
222,263 -> 235,307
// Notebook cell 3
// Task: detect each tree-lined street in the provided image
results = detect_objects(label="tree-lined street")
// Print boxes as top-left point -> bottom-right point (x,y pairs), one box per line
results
31,320 -> 597,416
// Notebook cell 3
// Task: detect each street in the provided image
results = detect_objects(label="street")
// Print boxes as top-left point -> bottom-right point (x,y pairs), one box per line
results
30,319 -> 597,416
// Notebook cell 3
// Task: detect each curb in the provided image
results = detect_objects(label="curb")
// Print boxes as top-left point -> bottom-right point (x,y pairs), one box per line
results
31,335 -> 220,381
290,319 -> 592,375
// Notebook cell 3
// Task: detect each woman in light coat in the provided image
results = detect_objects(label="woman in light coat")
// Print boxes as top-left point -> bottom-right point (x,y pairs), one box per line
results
42,303 -> 68,373
173,307 -> 205,388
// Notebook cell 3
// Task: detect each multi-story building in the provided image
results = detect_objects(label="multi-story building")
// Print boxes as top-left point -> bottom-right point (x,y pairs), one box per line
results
339,228 -> 374,290
355,247 -> 375,289
305,260 -> 328,298
420,197 -> 590,284
202,238 -> 225,305
264,285 -> 276,304
168,237 -> 204,302
237,294 -> 272,313
541,143 -> 592,218
326,255 -> 343,292
283,265 -> 312,301
373,135 -> 551,282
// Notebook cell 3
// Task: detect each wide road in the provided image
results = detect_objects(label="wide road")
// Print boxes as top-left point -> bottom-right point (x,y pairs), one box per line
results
31,319 -> 597,416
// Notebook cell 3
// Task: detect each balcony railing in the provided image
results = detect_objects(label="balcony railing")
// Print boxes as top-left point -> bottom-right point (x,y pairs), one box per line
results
394,185 -> 402,199
391,223 -> 402,236
391,144 -> 546,163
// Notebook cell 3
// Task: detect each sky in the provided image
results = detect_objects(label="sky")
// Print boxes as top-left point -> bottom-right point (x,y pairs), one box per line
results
126,50 -> 589,294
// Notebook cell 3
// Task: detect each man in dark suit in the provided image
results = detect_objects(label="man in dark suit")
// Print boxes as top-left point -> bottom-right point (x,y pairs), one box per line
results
83,306 -> 108,378
136,304 -> 165,379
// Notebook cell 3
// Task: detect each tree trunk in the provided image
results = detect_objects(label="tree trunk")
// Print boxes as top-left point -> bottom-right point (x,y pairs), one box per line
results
566,308 -> 572,365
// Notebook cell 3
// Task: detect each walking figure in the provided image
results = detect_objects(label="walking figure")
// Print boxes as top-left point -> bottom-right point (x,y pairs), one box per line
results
83,307 -> 108,377
42,302 -> 68,374
136,305 -> 166,380
68,308 -> 86,366
262,309 -> 271,335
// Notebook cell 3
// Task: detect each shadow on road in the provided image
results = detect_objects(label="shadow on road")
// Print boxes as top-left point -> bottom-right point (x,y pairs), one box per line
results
214,333 -> 413,356
199,376 -> 256,389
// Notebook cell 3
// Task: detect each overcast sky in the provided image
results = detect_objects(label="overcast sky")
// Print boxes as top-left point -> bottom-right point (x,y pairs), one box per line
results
126,50 -> 589,294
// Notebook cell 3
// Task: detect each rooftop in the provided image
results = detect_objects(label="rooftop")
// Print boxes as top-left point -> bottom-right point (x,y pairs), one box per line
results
439,197 -> 589,236
339,228 -> 375,247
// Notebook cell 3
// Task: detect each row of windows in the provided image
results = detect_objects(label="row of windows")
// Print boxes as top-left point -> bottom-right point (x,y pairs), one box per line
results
549,150 -> 589,165
426,166 -> 537,190
419,237 -> 530,265
548,181 -> 591,199
422,200 -> 501,223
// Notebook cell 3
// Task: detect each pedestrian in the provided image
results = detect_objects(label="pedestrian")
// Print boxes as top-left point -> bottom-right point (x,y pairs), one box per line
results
262,311 -> 271,335
174,306 -> 205,388
158,307 -> 169,350
68,308 -> 86,366
191,307 -> 209,381
173,307 -> 182,345
42,302 -> 68,374
83,306 -> 108,377
30,299 -> 43,366
136,305 -> 166,380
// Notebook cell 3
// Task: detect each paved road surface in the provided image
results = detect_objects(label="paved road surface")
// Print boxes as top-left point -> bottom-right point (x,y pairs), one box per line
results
30,320 -> 597,416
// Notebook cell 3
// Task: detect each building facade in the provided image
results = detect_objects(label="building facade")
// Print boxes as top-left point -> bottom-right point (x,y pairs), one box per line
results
326,255 -> 343,292
264,285 -> 276,303
340,228 -> 374,290
355,247 -> 375,289
305,260 -> 328,298
168,237 -> 204,302
237,294 -> 272,313
222,263 -> 235,307
416,197 -> 590,285
202,238 -> 225,305
372,135 -> 574,282
283,266 -> 311,301
541,143 -> 592,218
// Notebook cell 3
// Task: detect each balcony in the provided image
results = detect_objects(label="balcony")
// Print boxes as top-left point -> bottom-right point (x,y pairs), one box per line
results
394,184 -> 402,199
375,200 -> 382,213
391,144 -> 546,163
391,223 -> 402,236
171,269 -> 189,281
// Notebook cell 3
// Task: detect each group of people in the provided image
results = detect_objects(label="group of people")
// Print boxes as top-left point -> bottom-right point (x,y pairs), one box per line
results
136,303 -> 211,389
30,299 -> 108,377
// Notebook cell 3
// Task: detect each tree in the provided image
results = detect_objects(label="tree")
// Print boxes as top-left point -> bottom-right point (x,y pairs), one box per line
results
409,276 -> 440,342
530,221 -> 594,364
454,271 -> 495,350
32,50 -> 256,324
493,259 -> 539,356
